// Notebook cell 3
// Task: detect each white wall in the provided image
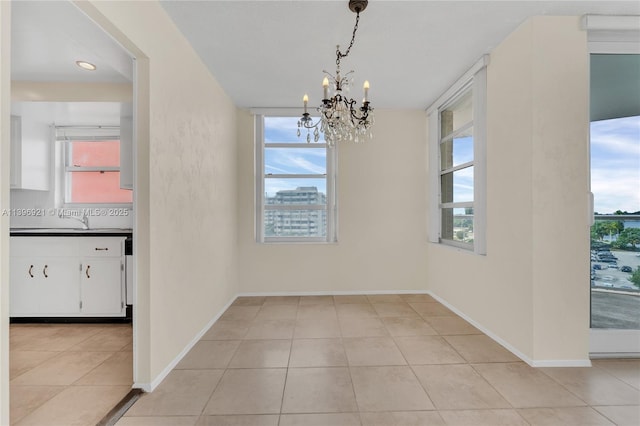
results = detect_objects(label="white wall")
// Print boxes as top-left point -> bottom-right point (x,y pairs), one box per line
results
0,2 -> 11,423
426,16 -> 590,365
79,1 -> 239,388
237,109 -> 429,294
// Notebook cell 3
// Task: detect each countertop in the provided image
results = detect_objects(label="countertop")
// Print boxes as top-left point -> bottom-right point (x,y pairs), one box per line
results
10,228 -> 133,237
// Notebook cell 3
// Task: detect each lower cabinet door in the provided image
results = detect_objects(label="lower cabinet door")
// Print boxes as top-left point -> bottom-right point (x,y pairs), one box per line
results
80,258 -> 123,315
39,258 -> 82,315
10,257 -> 80,316
10,258 -> 41,315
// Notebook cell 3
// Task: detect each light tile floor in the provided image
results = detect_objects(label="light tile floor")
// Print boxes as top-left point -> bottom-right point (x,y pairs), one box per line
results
10,323 -> 133,425
118,295 -> 640,426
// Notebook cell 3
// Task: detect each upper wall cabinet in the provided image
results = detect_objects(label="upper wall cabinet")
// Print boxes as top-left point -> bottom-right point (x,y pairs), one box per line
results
10,106 -> 51,191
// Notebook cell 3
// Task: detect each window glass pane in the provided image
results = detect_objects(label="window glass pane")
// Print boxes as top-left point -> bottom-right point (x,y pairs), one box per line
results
441,207 -> 474,243
70,141 -> 120,167
69,171 -> 133,203
265,116 -> 326,143
265,147 -> 326,175
264,208 -> 327,237
440,166 -> 474,204
440,130 -> 473,170
264,179 -> 327,205
440,89 -> 473,139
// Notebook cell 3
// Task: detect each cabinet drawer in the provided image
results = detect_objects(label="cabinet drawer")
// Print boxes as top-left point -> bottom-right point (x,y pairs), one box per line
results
79,237 -> 124,257
11,237 -> 77,257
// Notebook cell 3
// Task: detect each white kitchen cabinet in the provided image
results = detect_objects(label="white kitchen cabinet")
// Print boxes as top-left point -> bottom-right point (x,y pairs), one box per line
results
9,115 -> 22,189
79,237 -> 125,315
10,236 -> 125,317
81,259 -> 124,315
9,104 -> 51,191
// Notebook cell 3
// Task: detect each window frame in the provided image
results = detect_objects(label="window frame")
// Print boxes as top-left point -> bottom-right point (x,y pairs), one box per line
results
427,56 -> 487,254
255,113 -> 337,243
57,126 -> 132,208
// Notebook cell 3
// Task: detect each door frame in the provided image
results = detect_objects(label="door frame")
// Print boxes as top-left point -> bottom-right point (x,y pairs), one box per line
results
585,14 -> 640,357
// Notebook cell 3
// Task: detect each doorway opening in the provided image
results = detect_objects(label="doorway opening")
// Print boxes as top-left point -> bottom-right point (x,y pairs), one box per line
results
589,53 -> 640,357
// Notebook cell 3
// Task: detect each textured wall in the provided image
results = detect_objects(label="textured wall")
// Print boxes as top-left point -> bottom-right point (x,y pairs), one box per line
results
85,1 -> 239,387
237,109 -> 429,294
426,16 -> 590,365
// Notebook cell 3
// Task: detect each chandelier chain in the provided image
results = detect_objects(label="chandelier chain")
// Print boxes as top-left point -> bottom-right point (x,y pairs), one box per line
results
336,11 -> 360,67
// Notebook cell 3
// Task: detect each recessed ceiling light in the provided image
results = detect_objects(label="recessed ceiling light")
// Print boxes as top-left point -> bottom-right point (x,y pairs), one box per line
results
76,61 -> 97,71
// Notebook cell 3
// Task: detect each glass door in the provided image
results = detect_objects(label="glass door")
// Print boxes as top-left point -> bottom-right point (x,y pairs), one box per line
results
589,53 -> 640,356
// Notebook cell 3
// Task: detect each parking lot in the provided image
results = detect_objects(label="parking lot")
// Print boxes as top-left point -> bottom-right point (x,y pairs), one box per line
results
591,250 -> 640,290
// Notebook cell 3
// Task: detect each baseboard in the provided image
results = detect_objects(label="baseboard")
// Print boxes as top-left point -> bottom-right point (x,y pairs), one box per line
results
426,291 -> 592,368
237,289 -> 431,297
530,359 -> 592,367
133,295 -> 237,392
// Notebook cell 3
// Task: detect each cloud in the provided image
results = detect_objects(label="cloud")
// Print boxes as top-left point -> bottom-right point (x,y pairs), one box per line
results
265,148 -> 326,175
591,167 -> 640,213
591,116 -> 640,156
590,115 -> 640,213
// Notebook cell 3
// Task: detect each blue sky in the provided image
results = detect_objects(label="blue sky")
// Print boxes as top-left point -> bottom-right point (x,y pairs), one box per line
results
264,117 -> 327,197
591,115 -> 640,214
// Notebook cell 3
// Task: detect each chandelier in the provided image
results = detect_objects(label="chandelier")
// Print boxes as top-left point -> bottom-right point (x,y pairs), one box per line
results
297,0 -> 374,145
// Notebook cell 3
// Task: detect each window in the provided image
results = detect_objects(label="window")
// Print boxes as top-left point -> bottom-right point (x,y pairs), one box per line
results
59,127 -> 132,205
256,115 -> 336,243
428,57 -> 487,253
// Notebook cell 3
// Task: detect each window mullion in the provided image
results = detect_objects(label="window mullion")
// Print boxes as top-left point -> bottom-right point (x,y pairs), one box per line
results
439,161 -> 474,176
265,174 -> 327,179
439,121 -> 473,144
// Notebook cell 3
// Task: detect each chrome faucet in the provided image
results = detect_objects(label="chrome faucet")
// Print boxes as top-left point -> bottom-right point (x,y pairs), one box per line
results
58,210 -> 90,230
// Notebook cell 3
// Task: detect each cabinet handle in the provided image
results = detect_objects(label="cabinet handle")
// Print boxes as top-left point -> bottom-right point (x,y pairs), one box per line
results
28,265 -> 34,278
86,265 -> 91,279
43,265 -> 48,278
95,247 -> 109,251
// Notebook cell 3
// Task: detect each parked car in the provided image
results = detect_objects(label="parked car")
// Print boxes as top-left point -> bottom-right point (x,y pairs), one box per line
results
593,264 -> 603,270
621,265 -> 632,273
598,253 -> 618,260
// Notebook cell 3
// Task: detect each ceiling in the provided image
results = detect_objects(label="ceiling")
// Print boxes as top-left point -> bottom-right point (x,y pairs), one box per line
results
9,1 -> 640,112
160,0 -> 640,110
11,0 -> 132,83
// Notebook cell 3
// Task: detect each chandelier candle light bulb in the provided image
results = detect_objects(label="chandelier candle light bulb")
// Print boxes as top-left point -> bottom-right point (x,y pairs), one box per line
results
298,0 -> 374,145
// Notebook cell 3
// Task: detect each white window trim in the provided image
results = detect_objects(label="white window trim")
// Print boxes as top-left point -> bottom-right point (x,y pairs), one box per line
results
57,127 -> 132,208
255,113 -> 337,243
583,14 -> 640,54
427,55 -> 488,255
